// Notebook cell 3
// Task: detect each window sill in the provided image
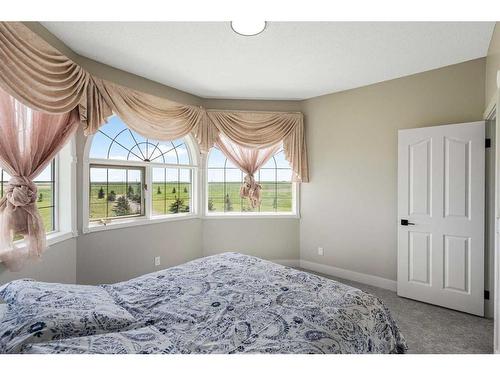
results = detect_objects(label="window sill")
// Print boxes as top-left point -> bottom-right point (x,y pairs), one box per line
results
8,231 -> 76,250
46,231 -> 77,246
83,213 -> 200,234
204,212 -> 300,219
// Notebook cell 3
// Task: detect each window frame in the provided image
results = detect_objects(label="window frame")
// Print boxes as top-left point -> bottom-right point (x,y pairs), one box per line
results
83,127 -> 200,234
88,164 -> 146,223
203,149 -> 300,219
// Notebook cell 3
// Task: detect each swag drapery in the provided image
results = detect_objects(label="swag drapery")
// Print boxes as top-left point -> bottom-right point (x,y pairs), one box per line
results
0,22 -> 309,269
0,22 -> 308,183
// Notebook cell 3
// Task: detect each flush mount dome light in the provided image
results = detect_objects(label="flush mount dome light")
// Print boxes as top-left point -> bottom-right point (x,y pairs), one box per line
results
231,21 -> 267,36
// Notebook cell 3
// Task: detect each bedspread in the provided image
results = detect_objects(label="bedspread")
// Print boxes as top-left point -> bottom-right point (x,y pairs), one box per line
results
0,253 -> 407,354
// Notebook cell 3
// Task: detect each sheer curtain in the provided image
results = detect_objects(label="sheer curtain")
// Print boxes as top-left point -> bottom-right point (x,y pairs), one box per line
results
0,88 -> 79,271
216,134 -> 280,208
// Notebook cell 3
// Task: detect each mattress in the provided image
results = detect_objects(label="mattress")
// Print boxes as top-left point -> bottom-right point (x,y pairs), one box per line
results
0,252 -> 407,354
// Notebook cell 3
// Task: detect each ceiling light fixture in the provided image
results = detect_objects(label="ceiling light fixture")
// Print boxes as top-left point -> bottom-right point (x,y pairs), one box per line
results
230,21 -> 267,36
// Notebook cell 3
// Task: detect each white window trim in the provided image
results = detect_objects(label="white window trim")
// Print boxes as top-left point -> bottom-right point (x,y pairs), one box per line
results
43,135 -> 78,246
82,133 -> 201,234
201,152 -> 301,219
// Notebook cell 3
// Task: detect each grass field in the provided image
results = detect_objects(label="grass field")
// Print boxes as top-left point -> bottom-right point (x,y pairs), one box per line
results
36,183 -> 54,232
89,182 -> 192,220
208,182 -> 292,213
88,181 -> 293,220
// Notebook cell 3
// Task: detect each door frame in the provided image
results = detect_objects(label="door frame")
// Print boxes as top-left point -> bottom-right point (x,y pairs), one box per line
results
484,70 -> 499,354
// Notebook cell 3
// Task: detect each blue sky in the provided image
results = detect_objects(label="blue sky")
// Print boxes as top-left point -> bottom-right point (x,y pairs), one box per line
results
90,116 -> 192,183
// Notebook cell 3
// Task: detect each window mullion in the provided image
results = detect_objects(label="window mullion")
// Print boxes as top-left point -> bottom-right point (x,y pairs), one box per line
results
145,165 -> 152,220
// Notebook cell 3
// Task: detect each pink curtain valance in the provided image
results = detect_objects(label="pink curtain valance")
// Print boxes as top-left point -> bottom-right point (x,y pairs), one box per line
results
0,22 -> 309,182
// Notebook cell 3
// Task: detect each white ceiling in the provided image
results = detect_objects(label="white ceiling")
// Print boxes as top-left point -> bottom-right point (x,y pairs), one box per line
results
42,22 -> 495,100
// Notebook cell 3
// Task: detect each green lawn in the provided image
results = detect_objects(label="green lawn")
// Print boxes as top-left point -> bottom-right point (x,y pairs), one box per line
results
35,183 -> 54,233
89,182 -> 191,220
207,182 -> 292,213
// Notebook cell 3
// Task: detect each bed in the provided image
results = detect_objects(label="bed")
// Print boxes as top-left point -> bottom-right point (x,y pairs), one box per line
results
0,252 -> 407,354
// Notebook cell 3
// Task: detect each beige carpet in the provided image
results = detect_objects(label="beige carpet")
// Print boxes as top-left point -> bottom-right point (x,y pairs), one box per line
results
300,269 -> 494,354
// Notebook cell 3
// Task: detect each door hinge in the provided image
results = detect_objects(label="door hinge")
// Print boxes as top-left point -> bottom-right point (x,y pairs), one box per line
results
486,138 -> 491,148
484,290 -> 490,300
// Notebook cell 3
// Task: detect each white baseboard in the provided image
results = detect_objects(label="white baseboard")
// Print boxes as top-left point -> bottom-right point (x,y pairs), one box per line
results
272,259 -> 300,267
299,260 -> 397,292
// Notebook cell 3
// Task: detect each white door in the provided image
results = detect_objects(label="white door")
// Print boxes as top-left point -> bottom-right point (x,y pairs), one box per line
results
398,121 -> 485,316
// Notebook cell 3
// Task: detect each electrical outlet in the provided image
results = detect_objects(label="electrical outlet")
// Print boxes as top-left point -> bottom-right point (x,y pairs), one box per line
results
317,247 -> 324,256
154,256 -> 161,266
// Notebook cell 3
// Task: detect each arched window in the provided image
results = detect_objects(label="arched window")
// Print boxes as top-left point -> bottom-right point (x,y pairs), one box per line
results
206,147 -> 296,215
86,115 -> 197,227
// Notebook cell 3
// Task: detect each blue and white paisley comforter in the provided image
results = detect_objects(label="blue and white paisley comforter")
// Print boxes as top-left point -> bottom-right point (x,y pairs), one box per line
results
0,253 -> 407,354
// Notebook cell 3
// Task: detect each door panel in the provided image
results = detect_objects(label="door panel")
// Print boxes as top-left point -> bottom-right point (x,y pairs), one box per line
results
408,231 -> 431,285
444,137 -> 470,218
443,235 -> 470,293
409,139 -> 432,217
398,121 -> 484,316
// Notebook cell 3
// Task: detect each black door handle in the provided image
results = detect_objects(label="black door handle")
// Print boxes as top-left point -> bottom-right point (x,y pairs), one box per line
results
400,219 -> 416,226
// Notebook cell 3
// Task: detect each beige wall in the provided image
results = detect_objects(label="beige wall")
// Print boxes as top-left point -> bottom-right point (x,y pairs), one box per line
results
486,23 -> 500,109
0,238 -> 77,285
76,220 -> 202,285
300,58 -> 486,281
202,219 -> 299,261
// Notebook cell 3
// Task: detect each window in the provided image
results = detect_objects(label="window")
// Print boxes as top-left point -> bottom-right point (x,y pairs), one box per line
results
86,115 -> 197,227
206,147 -> 296,215
0,161 -> 56,233
89,166 -> 144,220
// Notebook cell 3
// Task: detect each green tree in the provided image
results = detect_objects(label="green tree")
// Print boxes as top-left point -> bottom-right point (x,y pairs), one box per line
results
157,186 -> 162,195
132,193 -> 141,204
208,199 -> 215,211
172,187 -> 176,194
127,185 -> 135,199
272,197 -> 278,210
37,193 -> 43,202
224,194 -> 233,212
113,195 -> 131,216
97,186 -> 105,199
107,190 -> 116,202
169,196 -> 188,214
183,187 -> 188,194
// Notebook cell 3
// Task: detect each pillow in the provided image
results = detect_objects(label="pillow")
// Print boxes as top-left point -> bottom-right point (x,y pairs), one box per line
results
20,326 -> 174,354
0,279 -> 138,353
